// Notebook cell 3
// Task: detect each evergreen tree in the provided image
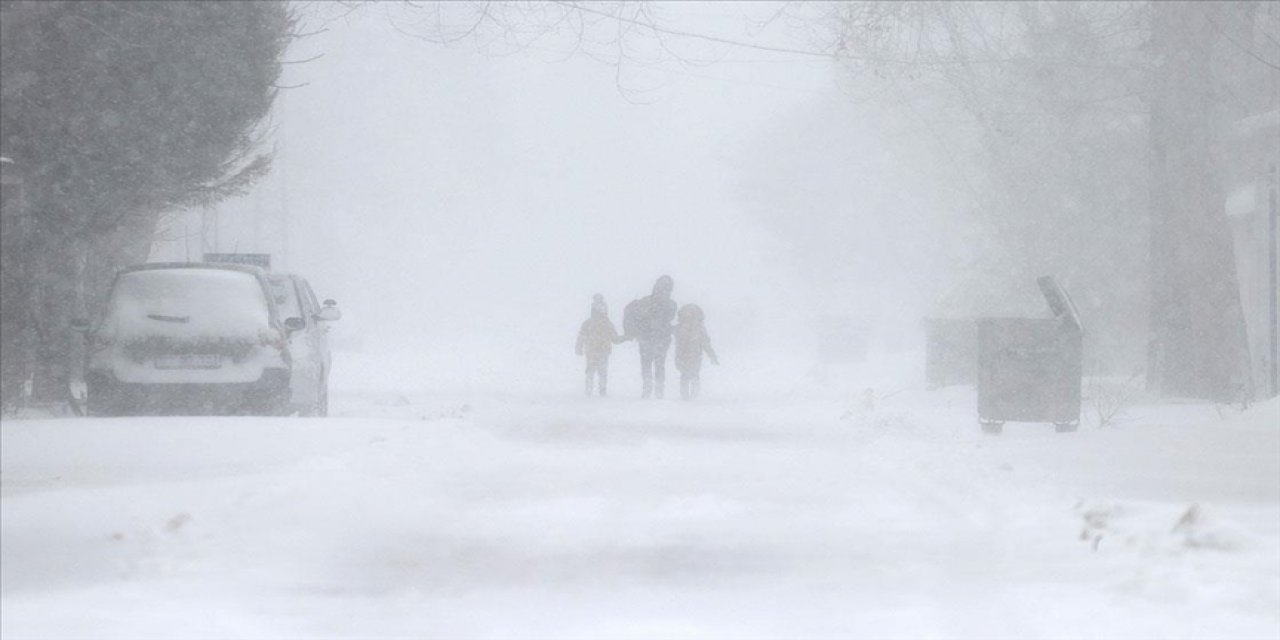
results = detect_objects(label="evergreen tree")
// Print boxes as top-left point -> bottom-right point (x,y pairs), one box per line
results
0,1 -> 294,405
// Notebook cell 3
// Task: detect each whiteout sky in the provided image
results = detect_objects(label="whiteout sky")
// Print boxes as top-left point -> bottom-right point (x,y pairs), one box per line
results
153,2 -> 960,394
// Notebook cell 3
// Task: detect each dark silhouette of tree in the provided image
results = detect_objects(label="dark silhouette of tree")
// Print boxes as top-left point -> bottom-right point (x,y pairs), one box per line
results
0,1 -> 294,405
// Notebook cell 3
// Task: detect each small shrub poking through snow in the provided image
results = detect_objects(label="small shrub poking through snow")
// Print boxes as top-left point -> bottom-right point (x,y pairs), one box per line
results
1076,501 -> 1250,553
1083,373 -> 1146,429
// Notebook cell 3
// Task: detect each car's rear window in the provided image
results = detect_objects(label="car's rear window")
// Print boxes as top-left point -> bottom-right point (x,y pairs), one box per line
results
108,268 -> 270,337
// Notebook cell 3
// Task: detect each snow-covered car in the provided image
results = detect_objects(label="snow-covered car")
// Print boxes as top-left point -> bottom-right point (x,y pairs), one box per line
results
266,273 -> 340,416
78,263 -> 296,416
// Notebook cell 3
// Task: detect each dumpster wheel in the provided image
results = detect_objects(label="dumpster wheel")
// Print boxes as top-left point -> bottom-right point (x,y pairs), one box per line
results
980,420 -> 1004,435
1053,421 -> 1079,433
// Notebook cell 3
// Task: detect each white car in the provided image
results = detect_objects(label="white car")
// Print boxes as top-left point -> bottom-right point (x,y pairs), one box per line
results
77,263 -> 337,416
267,273 -> 339,416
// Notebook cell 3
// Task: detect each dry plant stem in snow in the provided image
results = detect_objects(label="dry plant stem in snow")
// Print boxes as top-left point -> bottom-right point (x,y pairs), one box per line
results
1086,371 -> 1144,429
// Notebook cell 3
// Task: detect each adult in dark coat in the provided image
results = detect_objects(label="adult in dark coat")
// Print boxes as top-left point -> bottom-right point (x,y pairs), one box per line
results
624,275 -> 677,399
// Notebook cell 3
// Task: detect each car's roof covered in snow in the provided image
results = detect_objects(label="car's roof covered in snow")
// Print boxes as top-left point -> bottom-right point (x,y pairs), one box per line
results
118,262 -> 268,277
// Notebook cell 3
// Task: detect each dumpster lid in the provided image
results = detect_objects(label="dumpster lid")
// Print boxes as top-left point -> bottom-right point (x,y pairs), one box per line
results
1036,275 -> 1083,333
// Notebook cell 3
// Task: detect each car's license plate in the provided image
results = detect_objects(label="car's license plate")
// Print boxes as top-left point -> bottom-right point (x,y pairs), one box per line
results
154,354 -> 222,369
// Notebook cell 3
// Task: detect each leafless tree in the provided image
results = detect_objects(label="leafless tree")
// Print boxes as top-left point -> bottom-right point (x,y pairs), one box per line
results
809,2 -> 1276,397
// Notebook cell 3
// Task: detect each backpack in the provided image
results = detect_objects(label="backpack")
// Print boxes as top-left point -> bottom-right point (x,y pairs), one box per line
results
623,297 -> 648,338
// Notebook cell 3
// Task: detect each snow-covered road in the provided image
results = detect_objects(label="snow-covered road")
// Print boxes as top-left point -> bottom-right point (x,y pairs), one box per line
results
2,383 -> 1277,639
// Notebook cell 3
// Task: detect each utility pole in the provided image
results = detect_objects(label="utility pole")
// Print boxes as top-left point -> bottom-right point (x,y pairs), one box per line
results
279,132 -> 289,273
1270,160 -> 1278,397
200,205 -> 219,256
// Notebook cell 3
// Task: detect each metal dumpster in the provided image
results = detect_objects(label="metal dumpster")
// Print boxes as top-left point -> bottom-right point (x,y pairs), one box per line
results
977,276 -> 1084,434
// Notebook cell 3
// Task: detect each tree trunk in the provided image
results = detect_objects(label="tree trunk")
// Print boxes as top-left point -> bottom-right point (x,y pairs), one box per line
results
18,210 -> 159,405
25,228 -> 82,403
1147,1 -> 1251,401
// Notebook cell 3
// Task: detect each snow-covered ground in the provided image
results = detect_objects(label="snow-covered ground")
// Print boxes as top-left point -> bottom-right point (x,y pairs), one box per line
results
2,354 -> 1278,639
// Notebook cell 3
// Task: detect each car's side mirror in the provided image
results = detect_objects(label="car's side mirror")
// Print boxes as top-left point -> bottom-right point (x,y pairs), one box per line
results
323,299 -> 337,307
70,318 -> 91,333
284,317 -> 306,332
315,304 -> 341,322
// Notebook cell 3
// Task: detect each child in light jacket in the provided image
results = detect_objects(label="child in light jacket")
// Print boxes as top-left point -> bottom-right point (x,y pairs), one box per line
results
576,294 -> 620,397
673,304 -> 719,400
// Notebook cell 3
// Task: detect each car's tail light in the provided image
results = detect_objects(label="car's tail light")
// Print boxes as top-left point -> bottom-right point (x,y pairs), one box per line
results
258,328 -> 287,350
89,332 -> 115,351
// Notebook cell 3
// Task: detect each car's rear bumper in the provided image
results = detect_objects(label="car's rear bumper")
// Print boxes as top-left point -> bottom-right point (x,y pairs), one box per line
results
86,368 -> 291,416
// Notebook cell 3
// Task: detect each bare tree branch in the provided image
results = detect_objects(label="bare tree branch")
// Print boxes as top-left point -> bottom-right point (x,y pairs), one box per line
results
1208,15 -> 1280,71
282,52 -> 325,65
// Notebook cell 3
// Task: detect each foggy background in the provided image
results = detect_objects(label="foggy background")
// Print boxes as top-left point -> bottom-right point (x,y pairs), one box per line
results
4,3 -> 1279,637
152,2 -> 961,396
5,0 -> 1267,405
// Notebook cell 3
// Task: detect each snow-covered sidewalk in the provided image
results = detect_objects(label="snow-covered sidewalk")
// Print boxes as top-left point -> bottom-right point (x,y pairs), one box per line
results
2,388 -> 1277,639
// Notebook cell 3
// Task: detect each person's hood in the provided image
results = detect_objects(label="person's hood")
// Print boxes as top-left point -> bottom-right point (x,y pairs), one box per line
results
678,303 -> 704,325
652,275 -> 674,298
591,293 -> 607,317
